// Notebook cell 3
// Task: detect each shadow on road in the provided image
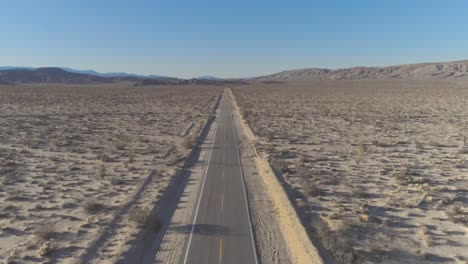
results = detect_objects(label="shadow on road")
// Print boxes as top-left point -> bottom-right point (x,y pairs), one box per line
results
169,224 -> 231,236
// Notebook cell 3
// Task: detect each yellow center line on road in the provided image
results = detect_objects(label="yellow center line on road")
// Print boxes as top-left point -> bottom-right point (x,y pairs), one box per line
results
219,239 -> 223,264
221,193 -> 224,213
221,170 -> 224,213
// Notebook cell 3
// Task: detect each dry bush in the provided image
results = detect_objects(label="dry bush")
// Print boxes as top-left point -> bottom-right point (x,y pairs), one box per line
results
97,152 -> 110,162
167,151 -> 184,166
369,242 -> 387,257
298,172 -> 321,197
391,166 -> 410,184
458,147 -> 468,154
446,203 -> 462,223
271,157 -> 289,173
351,186 -> 368,198
311,217 -> 358,264
354,144 -> 367,165
35,224 -> 56,241
114,135 -> 130,150
303,184 -> 321,197
95,164 -> 107,179
415,140 -> 423,149
83,199 -> 104,214
115,141 -> 127,150
129,207 -> 162,232
183,134 -> 197,149
37,239 -> 58,257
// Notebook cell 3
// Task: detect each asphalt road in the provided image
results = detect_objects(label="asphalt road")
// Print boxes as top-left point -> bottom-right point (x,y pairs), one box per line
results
182,89 -> 258,264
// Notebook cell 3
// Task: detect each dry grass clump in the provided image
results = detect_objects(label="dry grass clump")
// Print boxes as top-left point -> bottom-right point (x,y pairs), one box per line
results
114,134 -> 130,150
445,203 -> 463,223
354,144 -> 367,165
311,217 -> 358,264
95,164 -> 107,179
83,199 -> 105,214
183,134 -> 198,149
303,183 -> 321,197
271,157 -> 289,173
351,186 -> 367,198
167,151 -> 184,166
35,223 -> 56,241
98,152 -> 111,162
37,239 -> 58,257
129,206 -> 162,232
458,147 -> 468,154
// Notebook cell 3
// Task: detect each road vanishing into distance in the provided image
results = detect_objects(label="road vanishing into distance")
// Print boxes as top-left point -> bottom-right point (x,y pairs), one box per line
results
182,90 -> 258,264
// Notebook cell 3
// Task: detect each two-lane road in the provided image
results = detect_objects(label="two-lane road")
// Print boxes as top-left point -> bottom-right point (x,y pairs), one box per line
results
182,89 -> 258,264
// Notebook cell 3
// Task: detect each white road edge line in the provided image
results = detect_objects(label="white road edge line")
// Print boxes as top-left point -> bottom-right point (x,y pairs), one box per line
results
227,89 -> 259,264
182,106 -> 219,264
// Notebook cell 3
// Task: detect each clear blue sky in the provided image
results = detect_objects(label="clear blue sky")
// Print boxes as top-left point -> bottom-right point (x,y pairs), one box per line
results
1,0 -> 468,78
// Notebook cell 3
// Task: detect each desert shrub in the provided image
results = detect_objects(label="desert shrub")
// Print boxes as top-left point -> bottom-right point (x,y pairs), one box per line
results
129,207 -> 162,232
98,152 -> 110,162
369,242 -> 387,257
183,134 -> 197,149
95,164 -> 107,179
415,140 -> 423,149
455,158 -> 467,168
458,147 -> 468,154
114,135 -> 130,150
298,172 -> 321,197
372,140 -> 391,147
35,224 -> 56,241
83,199 -> 104,214
167,151 -> 184,166
115,141 -> 127,150
391,166 -> 409,184
311,217 -> 358,264
37,239 -> 58,257
303,184 -> 320,197
351,186 -> 368,198
271,157 -> 289,173
446,203 -> 462,223
127,151 -> 135,163
354,143 -> 367,165
264,130 -> 274,141
296,165 -> 309,178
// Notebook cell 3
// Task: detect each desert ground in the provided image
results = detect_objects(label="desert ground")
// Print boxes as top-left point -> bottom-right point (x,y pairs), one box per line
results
0,84 -> 222,263
233,80 -> 468,264
1,80 -> 467,264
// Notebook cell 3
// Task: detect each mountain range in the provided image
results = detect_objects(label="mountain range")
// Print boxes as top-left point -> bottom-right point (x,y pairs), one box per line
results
2,59 -> 468,85
255,60 -> 468,81
0,67 -> 246,85
0,66 -> 170,79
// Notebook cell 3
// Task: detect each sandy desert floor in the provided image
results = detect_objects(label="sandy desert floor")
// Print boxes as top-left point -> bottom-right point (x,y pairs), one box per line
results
233,80 -> 468,264
0,84 -> 222,263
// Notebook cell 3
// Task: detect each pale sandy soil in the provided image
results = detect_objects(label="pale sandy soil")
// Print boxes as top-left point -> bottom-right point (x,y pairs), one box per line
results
0,84 -> 222,263
233,80 -> 468,264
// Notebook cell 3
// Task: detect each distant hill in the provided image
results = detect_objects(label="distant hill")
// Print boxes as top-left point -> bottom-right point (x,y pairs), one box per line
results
0,68 -> 112,84
136,78 -> 247,86
0,66 -> 170,79
0,67 -> 245,86
196,76 -> 221,80
60,67 -> 169,78
0,66 -> 35,71
255,60 -> 468,81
